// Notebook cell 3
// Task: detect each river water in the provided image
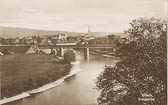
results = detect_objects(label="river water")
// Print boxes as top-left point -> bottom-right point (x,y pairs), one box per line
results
5,51 -> 117,105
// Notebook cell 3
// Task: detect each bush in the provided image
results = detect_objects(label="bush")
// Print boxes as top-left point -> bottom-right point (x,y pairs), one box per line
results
63,50 -> 76,63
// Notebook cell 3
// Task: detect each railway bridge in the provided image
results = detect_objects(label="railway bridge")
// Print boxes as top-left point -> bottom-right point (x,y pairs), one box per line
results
0,44 -> 115,59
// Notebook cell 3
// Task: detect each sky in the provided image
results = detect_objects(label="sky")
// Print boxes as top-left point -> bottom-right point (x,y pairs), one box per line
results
0,0 -> 167,32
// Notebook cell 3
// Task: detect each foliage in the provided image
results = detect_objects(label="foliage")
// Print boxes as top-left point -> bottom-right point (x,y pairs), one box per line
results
96,18 -> 167,105
1,54 -> 71,99
63,50 -> 76,63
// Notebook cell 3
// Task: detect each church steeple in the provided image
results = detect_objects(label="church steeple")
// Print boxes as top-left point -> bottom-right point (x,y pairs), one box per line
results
88,25 -> 91,36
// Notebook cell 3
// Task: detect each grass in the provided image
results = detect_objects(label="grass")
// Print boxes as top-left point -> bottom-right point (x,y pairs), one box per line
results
0,54 -> 71,99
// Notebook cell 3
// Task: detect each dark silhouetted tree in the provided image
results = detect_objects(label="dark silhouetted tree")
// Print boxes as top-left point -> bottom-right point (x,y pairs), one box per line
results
96,18 -> 167,105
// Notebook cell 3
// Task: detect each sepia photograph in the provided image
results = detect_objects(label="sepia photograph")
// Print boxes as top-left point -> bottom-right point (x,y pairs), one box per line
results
0,0 -> 167,105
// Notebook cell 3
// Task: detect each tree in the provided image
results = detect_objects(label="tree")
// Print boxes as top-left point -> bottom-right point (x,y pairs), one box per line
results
96,18 -> 167,105
63,50 -> 76,63
36,36 -> 42,44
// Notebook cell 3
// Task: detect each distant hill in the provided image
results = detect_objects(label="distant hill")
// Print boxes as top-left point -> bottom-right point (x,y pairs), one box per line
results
0,26 -> 127,38
0,26 -> 84,38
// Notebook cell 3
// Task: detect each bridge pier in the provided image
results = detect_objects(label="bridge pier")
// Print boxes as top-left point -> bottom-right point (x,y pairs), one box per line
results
59,47 -> 64,57
50,47 -> 53,54
84,48 -> 89,59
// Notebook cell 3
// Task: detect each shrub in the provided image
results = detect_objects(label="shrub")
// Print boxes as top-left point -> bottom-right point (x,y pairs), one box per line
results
63,50 -> 76,63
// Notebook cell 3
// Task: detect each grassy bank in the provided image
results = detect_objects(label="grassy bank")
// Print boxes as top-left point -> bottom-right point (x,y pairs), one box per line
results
0,54 -> 71,99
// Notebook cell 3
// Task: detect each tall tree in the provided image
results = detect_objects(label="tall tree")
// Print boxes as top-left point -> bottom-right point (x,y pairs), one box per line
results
96,18 -> 167,105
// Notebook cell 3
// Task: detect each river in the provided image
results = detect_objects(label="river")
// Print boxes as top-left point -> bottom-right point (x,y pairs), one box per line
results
5,51 -> 118,105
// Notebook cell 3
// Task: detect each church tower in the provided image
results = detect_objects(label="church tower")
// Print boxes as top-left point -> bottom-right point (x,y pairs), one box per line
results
88,25 -> 91,36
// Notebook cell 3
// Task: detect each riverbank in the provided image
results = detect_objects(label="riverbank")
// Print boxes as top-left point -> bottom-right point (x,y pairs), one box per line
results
0,61 -> 80,105
0,54 -> 72,100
